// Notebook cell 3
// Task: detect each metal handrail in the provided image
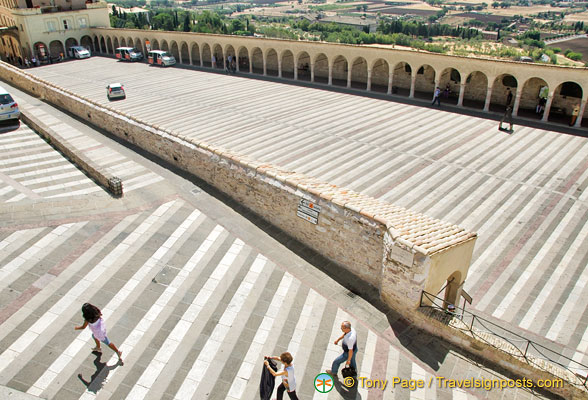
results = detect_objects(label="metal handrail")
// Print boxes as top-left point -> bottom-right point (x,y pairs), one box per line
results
419,291 -> 588,388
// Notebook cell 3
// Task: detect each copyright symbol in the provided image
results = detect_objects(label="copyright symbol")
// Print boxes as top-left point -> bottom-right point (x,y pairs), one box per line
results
343,377 -> 355,387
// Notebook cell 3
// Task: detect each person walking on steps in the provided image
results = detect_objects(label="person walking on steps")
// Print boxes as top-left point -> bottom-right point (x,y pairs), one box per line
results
75,303 -> 123,364
327,320 -> 358,377
499,88 -> 514,132
432,87 -> 441,106
264,352 -> 299,400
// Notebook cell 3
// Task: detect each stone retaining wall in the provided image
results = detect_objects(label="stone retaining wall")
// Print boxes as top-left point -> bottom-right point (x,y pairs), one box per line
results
2,62 -> 585,399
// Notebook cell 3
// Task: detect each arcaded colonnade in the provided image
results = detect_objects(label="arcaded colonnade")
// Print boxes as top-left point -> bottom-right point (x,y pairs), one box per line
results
35,27 -> 588,127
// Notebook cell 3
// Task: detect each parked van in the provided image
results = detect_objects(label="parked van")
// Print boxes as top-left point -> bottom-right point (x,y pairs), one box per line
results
147,50 -> 176,67
0,86 -> 20,122
115,47 -> 143,62
67,46 -> 91,59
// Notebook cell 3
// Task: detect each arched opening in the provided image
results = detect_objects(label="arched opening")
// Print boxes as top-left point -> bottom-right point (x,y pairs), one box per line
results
238,47 -> 249,72
414,64 -> 435,100
202,43 -> 211,67
212,43 -> 223,68
266,49 -> 278,76
127,37 -> 133,48
106,37 -> 113,54
371,59 -> 389,93
549,82 -> 583,125
463,71 -> 487,109
135,38 -> 143,54
151,39 -> 160,50
331,55 -> 348,87
120,38 -> 126,47
438,67 -> 461,105
519,78 -> 548,119
161,40 -> 169,52
281,50 -> 294,79
314,53 -> 328,84
490,74 -> 517,112
65,38 -> 77,58
113,37 -> 120,50
191,43 -> 200,65
170,41 -> 180,62
350,57 -> 367,90
225,44 -> 235,68
296,51 -> 310,81
80,35 -> 93,51
94,36 -> 100,52
33,42 -> 48,62
49,40 -> 64,58
392,62 -> 411,96
251,47 -> 263,74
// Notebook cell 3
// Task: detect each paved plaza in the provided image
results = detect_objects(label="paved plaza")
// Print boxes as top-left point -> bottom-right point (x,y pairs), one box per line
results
0,58 -> 583,399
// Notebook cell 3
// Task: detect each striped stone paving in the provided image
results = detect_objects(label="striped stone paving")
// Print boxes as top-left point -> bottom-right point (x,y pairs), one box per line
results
0,85 -> 550,399
22,57 -> 588,367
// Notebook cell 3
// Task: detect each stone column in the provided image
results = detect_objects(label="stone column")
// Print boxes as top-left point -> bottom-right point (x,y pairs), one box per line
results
249,53 -> 253,73
188,47 -> 192,65
263,55 -> 267,76
542,93 -> 554,122
278,59 -> 282,78
236,54 -> 240,72
483,87 -> 493,112
367,70 -> 372,91
574,98 -> 587,128
199,48 -> 203,67
512,89 -> 522,116
457,83 -> 465,106
409,75 -> 416,98
294,64 -> 298,80
387,72 -> 393,95
328,64 -> 332,86
347,68 -> 352,88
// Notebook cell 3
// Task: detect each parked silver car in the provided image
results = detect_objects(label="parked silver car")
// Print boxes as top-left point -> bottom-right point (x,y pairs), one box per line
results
106,83 -> 126,101
0,87 -> 20,121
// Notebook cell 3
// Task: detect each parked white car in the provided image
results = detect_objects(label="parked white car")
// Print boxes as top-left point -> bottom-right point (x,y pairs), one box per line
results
0,86 -> 20,122
68,46 -> 91,59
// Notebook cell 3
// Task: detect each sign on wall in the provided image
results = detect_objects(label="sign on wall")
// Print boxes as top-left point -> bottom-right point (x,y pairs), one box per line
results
297,199 -> 321,224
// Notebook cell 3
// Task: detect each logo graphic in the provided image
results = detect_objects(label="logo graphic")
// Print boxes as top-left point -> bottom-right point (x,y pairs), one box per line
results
343,376 -> 355,387
314,373 -> 334,393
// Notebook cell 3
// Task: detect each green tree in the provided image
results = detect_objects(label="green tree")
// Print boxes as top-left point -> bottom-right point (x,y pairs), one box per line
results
112,5 -> 118,16
183,13 -> 191,32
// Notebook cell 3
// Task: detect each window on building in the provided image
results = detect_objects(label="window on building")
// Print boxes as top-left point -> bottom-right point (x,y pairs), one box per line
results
78,17 -> 87,28
46,20 -> 56,32
63,19 -> 69,30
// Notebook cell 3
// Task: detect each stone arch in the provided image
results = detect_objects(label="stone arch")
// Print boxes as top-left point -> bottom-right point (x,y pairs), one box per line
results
120,38 -> 126,47
33,41 -> 48,60
463,71 -> 487,109
225,44 -> 235,62
106,37 -> 113,54
65,37 -> 77,54
80,35 -> 93,51
392,61 -> 412,96
238,46 -> 249,72
180,42 -> 189,64
443,271 -> 463,309
414,64 -> 436,100
100,37 -> 106,53
161,40 -> 169,52
191,43 -> 200,65
94,36 -> 100,52
266,48 -> 278,76
135,38 -> 143,54
519,77 -> 548,119
202,43 -> 211,67
127,37 -> 133,48
113,37 -> 120,50
251,47 -> 263,74
548,81 -> 583,124
371,58 -> 389,93
296,51 -> 311,81
170,41 -> 179,62
49,40 -> 64,58
331,55 -> 348,87
151,39 -> 160,50
314,53 -> 329,84
490,74 -> 518,112
350,56 -> 367,90
281,50 -> 294,79
212,43 -> 223,68
438,67 -> 461,105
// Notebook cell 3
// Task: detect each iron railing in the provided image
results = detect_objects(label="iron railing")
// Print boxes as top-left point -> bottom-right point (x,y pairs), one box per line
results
420,291 -> 588,389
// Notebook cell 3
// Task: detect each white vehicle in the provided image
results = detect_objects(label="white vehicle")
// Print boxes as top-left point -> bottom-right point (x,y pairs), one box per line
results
147,50 -> 176,67
0,86 -> 20,122
68,46 -> 91,59
106,83 -> 126,101
115,47 -> 143,62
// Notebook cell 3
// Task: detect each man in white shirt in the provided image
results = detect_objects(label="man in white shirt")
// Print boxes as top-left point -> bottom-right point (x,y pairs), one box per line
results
326,321 -> 358,376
